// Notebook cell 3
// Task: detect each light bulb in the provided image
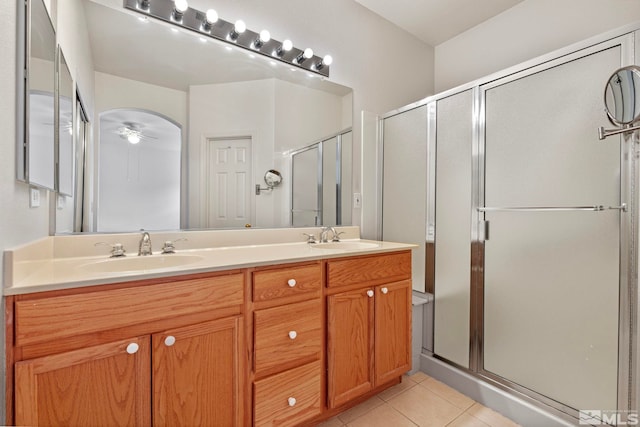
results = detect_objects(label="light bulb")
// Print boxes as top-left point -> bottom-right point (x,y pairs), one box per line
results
174,0 -> 188,12
303,48 -> 313,59
259,30 -> 271,43
234,20 -> 246,34
205,9 -> 218,24
128,134 -> 141,144
254,29 -> 271,49
323,54 -> 333,66
275,39 -> 293,57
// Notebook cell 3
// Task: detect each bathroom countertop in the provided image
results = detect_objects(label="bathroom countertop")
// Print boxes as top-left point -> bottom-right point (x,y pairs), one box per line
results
4,239 -> 416,295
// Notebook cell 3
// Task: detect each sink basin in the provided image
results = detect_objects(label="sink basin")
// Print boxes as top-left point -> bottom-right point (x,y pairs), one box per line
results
311,241 -> 380,251
78,254 -> 204,274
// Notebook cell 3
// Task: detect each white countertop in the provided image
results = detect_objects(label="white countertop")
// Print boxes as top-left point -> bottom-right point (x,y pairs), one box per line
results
4,236 -> 415,295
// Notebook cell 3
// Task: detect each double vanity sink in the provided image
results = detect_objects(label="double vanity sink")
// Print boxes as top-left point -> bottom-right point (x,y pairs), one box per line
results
77,240 -> 380,274
4,226 -> 408,294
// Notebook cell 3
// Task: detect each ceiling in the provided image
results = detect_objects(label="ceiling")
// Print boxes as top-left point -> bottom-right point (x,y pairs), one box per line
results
353,0 -> 524,46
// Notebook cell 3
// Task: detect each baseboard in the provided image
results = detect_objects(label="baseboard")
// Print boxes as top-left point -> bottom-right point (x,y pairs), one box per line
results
419,353 -> 576,427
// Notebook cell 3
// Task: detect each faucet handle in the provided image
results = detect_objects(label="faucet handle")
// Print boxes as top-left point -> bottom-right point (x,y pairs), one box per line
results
331,231 -> 346,242
302,233 -> 317,244
161,238 -> 188,254
95,242 -> 126,258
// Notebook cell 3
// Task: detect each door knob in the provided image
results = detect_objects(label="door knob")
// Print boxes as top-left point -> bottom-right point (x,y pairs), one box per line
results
288,330 -> 297,340
367,290 -> 374,297
288,279 -> 297,288
164,335 -> 176,347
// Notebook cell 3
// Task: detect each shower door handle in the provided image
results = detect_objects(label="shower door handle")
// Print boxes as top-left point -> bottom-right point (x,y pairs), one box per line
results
478,204 -> 627,213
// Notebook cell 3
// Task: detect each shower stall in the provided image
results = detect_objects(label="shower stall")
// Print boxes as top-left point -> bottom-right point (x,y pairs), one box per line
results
381,30 -> 639,425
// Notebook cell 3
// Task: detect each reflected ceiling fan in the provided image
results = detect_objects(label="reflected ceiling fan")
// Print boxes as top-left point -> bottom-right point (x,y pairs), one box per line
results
117,122 -> 157,144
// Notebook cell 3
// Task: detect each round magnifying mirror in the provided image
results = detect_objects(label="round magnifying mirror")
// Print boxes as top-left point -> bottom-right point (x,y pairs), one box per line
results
264,169 -> 282,188
604,65 -> 640,126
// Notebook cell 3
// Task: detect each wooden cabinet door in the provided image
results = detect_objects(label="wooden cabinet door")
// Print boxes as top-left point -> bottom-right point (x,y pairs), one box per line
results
375,280 -> 412,386
327,288 -> 374,408
15,336 -> 151,427
152,317 -> 243,426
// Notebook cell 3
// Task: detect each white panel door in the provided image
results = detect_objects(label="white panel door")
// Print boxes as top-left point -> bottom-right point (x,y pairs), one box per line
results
204,137 -> 252,228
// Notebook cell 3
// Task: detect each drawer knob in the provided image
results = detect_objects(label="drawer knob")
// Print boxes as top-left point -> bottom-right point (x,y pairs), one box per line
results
288,397 -> 297,407
126,343 -> 139,354
288,330 -> 297,340
164,335 -> 176,347
381,287 -> 389,294
287,279 -> 297,288
367,290 -> 374,298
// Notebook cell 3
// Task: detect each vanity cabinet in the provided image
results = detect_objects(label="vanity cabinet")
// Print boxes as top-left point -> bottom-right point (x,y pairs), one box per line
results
326,252 -> 412,408
251,262 -> 323,427
10,271 -> 246,426
6,249 -> 413,426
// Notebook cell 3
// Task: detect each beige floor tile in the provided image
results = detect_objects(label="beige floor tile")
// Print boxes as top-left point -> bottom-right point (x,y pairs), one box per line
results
346,402 -> 418,427
316,415 -> 346,427
337,395 -> 385,424
377,377 -> 417,401
420,378 -> 475,410
388,383 -> 465,427
407,371 -> 430,384
466,403 -> 521,427
446,413 -> 490,427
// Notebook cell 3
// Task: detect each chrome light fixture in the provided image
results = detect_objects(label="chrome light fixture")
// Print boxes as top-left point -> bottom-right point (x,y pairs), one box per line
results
124,0 -> 332,77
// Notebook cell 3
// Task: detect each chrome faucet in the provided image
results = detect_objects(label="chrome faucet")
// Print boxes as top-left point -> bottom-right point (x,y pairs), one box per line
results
320,226 -> 337,243
138,231 -> 153,256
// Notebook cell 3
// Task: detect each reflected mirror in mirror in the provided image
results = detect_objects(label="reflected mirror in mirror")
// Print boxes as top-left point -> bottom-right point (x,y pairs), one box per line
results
604,65 -> 640,125
60,0 -> 353,233
58,48 -> 74,196
25,0 -> 56,190
264,170 -> 283,188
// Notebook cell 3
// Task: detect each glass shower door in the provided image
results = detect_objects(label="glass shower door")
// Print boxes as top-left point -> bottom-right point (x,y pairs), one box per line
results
481,44 -> 623,413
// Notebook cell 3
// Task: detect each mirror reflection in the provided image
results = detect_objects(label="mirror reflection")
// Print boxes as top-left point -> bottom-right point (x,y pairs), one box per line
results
56,0 -> 353,233
604,65 -> 640,125
57,49 -> 74,196
26,0 -> 56,190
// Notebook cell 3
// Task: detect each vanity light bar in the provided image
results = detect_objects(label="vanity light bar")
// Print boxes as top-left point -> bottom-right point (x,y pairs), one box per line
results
124,0 -> 331,77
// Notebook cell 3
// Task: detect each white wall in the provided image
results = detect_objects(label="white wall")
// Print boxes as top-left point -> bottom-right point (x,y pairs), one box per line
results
435,0 -> 640,92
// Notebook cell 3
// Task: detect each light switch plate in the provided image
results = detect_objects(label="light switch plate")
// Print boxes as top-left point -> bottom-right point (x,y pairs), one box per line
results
353,192 -> 362,209
29,187 -> 40,208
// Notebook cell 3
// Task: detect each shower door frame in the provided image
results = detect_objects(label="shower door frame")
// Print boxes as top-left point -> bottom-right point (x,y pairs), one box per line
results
468,34 -> 637,420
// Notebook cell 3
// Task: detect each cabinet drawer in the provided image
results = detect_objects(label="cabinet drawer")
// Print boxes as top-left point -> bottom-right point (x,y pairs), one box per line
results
254,299 -> 321,375
253,263 -> 321,302
254,361 -> 321,427
327,251 -> 411,288
15,273 -> 244,347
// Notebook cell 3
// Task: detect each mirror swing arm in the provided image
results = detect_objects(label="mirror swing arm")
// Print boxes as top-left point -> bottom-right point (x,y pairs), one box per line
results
599,65 -> 640,140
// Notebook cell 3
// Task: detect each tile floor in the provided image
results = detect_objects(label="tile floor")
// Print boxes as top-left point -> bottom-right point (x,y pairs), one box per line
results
318,371 -> 522,427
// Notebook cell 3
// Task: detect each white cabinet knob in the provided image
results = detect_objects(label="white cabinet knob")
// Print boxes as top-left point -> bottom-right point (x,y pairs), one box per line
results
366,290 -> 374,298
287,279 -> 297,288
288,397 -> 297,407
164,335 -> 176,347
126,343 -> 139,354
288,330 -> 297,340
381,287 -> 389,294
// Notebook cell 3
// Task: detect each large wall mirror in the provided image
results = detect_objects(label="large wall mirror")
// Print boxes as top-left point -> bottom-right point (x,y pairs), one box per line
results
19,0 -> 56,190
55,0 -> 353,233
